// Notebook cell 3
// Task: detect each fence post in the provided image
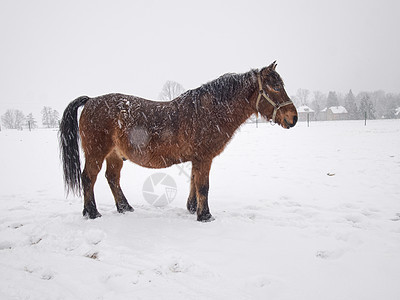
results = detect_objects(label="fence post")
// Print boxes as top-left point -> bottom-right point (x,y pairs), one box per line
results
307,113 -> 310,127
364,111 -> 367,126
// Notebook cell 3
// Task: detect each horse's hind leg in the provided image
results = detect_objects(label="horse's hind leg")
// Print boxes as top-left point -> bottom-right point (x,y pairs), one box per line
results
105,151 -> 134,214
186,167 -> 197,214
82,158 -> 103,219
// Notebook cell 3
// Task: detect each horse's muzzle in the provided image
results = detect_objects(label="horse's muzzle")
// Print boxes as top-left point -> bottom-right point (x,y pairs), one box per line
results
284,115 -> 298,128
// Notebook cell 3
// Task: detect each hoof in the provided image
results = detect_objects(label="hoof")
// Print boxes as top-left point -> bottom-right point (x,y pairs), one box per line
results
117,203 -> 134,214
83,208 -> 102,219
187,198 -> 197,214
187,204 -> 197,215
197,213 -> 215,222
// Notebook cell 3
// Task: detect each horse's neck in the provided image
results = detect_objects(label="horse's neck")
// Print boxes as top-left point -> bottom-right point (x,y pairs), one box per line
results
217,81 -> 258,133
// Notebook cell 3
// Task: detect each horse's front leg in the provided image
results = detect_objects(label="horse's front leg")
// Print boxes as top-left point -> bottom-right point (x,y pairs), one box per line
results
186,167 -> 197,214
192,159 -> 214,222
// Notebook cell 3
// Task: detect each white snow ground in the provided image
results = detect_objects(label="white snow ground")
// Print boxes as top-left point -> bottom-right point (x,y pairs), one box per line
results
0,119 -> 399,300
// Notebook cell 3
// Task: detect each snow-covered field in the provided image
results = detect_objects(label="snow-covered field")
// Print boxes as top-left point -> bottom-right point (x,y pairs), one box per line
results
1,119 -> 399,300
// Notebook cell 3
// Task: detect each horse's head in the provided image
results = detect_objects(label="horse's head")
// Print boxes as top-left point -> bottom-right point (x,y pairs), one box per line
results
256,61 -> 298,129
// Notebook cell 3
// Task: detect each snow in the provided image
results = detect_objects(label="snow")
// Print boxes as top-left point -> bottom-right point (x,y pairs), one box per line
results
1,120 -> 400,300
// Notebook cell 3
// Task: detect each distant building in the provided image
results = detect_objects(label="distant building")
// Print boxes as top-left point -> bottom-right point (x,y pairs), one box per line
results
320,106 -> 348,121
297,105 -> 315,121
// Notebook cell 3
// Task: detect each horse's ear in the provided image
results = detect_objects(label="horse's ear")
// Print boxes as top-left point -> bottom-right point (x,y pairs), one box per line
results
268,61 -> 277,70
261,61 -> 277,76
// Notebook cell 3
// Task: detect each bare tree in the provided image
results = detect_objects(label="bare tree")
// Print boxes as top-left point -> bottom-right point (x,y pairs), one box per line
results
52,110 -> 60,127
159,80 -> 185,101
1,109 -> 25,129
41,106 -> 60,128
26,113 -> 38,130
310,91 -> 326,120
312,91 -> 326,106
359,94 -> 376,120
295,88 -> 310,106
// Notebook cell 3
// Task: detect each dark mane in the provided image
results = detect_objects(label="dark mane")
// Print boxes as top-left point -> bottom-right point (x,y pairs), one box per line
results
179,70 -> 257,104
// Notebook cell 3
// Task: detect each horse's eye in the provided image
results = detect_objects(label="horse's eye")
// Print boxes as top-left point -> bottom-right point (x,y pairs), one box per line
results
273,86 -> 281,92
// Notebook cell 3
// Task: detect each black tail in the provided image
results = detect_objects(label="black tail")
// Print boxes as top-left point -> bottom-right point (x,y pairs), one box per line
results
59,96 -> 90,196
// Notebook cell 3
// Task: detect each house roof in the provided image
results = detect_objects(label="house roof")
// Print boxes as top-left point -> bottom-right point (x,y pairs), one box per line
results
297,105 -> 315,113
322,106 -> 348,114
395,107 -> 400,116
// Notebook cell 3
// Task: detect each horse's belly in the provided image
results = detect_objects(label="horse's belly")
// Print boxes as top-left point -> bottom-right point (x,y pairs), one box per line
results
127,152 -> 183,169
115,126 -> 191,168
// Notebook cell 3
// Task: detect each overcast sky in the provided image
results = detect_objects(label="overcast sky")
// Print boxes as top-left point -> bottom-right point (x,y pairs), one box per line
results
0,0 -> 399,117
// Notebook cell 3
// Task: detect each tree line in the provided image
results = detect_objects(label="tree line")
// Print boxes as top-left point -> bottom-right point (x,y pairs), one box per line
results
0,106 -> 60,130
292,89 -> 400,120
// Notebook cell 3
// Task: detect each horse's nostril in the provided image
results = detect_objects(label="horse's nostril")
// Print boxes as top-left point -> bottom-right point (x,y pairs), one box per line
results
292,115 -> 298,126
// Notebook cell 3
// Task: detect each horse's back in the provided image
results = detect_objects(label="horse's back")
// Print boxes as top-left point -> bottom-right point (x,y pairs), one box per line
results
78,93 -> 191,167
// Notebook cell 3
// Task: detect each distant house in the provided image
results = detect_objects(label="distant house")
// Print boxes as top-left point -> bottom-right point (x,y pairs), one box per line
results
320,106 -> 348,121
297,105 -> 315,121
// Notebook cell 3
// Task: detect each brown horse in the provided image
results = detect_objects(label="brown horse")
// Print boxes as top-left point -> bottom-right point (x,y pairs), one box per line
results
59,61 -> 298,222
